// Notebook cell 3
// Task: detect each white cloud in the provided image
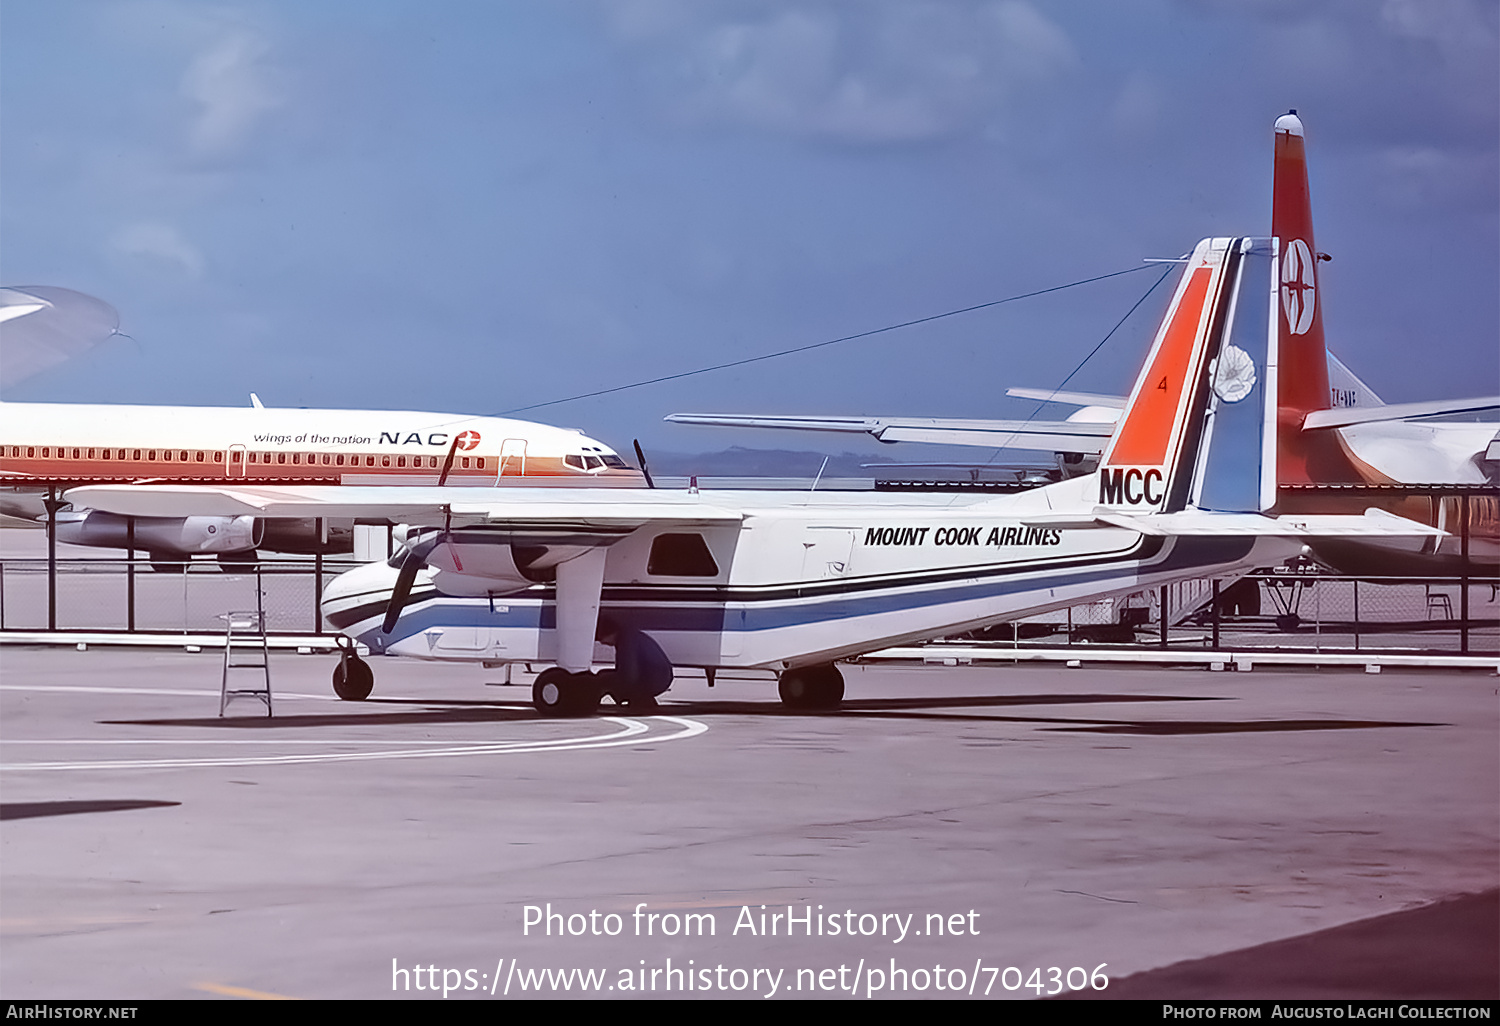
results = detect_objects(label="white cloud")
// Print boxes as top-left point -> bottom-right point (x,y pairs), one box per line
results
181,25 -> 284,157
613,0 -> 1078,144
1377,145 -> 1499,210
108,222 -> 207,279
1380,0 -> 1497,49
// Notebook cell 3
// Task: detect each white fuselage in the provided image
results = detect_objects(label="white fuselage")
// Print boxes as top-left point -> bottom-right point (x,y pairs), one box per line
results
322,481 -> 1295,671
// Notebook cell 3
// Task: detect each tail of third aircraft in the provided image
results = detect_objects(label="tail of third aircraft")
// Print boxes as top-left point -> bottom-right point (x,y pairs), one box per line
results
1272,110 -> 1364,487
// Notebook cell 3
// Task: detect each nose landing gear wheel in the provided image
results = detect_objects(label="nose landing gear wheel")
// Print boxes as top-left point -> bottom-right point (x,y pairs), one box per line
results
333,652 -> 374,700
777,663 -> 844,710
532,667 -> 602,716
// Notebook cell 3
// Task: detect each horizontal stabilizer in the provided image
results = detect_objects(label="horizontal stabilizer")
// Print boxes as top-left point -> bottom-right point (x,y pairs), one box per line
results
1005,387 -> 1126,409
1302,396 -> 1500,431
1024,509 -> 1444,538
665,412 -> 1110,452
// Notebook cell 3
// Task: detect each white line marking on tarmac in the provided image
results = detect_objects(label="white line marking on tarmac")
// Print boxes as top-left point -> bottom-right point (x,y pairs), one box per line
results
0,716 -> 708,771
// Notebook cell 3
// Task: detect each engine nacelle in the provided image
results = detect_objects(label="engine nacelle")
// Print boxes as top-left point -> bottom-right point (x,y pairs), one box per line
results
54,510 -> 263,554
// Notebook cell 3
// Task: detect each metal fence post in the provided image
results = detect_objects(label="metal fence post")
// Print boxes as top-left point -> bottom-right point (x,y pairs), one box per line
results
314,518 -> 324,635
1352,578 -> 1360,653
1211,579 -> 1220,650
1460,494 -> 1470,655
126,517 -> 136,632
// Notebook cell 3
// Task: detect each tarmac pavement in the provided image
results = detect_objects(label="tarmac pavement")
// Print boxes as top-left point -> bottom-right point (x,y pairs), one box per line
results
0,647 -> 1495,1000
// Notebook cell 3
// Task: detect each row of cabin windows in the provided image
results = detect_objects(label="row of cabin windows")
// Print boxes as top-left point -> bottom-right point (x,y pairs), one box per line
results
4,446 -> 217,462
2,446 -> 484,470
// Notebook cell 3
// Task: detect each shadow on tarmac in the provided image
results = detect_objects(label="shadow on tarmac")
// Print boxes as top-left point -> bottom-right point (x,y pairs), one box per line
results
96,690 -> 1436,735
1065,889 -> 1499,999
0,799 -> 181,820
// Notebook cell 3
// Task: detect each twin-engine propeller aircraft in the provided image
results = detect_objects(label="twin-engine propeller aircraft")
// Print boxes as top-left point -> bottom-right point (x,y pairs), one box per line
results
70,236 -> 1441,713
667,112 -> 1500,573
0,285 -> 644,566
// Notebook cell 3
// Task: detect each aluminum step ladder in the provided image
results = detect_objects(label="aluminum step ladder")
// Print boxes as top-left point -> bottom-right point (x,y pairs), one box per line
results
219,610 -> 272,716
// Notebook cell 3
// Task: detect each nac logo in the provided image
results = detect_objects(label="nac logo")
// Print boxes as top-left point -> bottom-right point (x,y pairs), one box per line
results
1280,238 -> 1317,335
454,431 -> 482,451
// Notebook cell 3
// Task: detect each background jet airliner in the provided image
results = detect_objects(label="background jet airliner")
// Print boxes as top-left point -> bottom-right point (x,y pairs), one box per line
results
0,286 -> 644,567
70,237 -> 1440,712
666,112 -> 1500,572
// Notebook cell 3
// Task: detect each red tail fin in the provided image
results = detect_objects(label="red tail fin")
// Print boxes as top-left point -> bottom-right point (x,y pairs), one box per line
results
1273,110 -> 1352,485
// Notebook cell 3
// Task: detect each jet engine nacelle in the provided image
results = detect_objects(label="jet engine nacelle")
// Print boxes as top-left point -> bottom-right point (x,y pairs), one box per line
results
54,510 -> 263,555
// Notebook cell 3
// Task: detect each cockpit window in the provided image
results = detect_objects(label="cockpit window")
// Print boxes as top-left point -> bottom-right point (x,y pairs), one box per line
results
600,454 -> 630,469
564,454 -> 586,471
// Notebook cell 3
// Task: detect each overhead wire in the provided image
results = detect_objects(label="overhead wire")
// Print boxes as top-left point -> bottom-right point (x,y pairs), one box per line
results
496,263 -> 1160,416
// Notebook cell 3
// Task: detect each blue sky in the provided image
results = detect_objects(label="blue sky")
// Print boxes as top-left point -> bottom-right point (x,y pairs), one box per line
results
2,1 -> 1495,459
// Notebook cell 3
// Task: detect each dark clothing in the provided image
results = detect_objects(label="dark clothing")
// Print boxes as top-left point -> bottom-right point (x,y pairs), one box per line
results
597,627 -> 672,703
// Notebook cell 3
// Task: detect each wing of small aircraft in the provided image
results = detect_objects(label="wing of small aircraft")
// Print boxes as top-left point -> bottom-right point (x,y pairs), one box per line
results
63,483 -> 742,527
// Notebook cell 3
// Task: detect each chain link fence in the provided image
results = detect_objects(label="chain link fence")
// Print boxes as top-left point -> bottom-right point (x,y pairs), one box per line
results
1,557 -> 1495,655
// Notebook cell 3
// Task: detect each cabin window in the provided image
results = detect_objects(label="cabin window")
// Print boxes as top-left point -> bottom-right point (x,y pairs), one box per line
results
88,448 -> 96,459
647,533 -> 719,577
382,455 -> 390,467
277,453 -> 286,464
217,452 -> 226,463
195,451 -> 205,462
179,451 -> 188,461
132,450 -> 140,460
461,457 -> 470,469
73,448 -> 81,459
477,457 -> 485,469
102,449 -> 111,460
397,456 -> 407,468
146,450 -> 155,460
335,454 -> 344,466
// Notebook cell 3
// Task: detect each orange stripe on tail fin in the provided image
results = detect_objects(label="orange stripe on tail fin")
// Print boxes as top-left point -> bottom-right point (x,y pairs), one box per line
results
1098,238 -> 1239,513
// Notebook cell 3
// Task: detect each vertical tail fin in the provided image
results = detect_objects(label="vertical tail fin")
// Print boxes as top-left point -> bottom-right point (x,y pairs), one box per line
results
1097,236 -> 1279,515
1273,110 -> 1352,485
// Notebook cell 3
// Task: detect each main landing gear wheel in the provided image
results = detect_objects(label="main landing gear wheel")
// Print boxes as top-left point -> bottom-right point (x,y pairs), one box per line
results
777,663 -> 845,710
532,667 -> 602,717
333,653 -> 375,701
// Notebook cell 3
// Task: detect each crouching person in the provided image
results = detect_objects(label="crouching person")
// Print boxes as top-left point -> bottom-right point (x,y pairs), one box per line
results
595,618 -> 673,710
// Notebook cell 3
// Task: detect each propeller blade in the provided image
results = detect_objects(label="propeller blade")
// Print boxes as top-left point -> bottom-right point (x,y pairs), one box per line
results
633,439 -> 655,489
381,534 -> 441,634
437,435 -> 463,487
